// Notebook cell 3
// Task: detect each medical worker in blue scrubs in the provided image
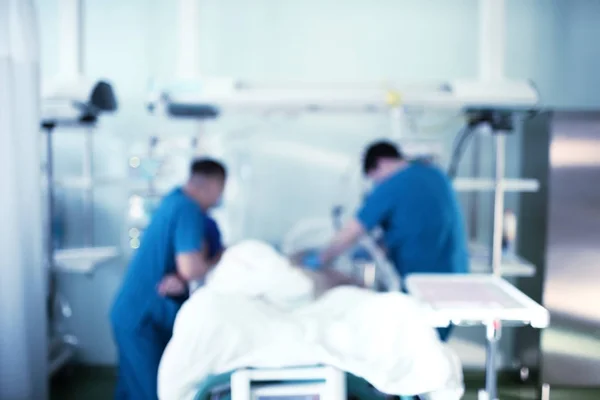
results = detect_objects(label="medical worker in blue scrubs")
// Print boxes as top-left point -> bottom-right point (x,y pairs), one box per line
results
110,158 -> 227,400
306,141 -> 469,342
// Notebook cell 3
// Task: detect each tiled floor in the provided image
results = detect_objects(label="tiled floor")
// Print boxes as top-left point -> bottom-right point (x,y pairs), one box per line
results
51,367 -> 600,400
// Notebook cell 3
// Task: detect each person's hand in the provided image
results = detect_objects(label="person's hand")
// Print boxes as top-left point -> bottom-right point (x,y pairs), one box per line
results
302,252 -> 323,270
157,274 -> 187,297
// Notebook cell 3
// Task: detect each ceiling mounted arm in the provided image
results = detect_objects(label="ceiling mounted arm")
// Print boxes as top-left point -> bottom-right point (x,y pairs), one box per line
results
148,78 -> 539,119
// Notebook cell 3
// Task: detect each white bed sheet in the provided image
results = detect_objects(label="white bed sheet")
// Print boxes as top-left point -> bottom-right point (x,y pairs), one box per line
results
157,240 -> 464,400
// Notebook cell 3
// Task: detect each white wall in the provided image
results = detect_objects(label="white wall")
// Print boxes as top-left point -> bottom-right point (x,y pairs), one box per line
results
36,0 -> 598,365
560,0 -> 600,109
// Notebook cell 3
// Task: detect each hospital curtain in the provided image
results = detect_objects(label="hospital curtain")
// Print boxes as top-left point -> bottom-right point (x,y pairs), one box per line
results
0,1 -> 49,399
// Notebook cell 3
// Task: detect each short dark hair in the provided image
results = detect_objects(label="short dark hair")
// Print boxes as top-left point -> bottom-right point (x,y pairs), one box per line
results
362,140 -> 403,175
190,158 -> 227,180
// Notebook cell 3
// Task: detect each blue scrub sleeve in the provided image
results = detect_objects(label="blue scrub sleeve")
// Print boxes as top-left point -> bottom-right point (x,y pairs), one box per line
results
204,216 -> 223,258
174,205 -> 205,254
356,182 -> 397,231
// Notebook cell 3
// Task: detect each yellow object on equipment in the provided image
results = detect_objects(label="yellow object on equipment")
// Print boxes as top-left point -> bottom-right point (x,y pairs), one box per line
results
385,90 -> 402,107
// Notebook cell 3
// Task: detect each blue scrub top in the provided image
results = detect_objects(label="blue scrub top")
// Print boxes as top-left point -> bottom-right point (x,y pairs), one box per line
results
357,162 -> 469,277
110,187 -> 206,334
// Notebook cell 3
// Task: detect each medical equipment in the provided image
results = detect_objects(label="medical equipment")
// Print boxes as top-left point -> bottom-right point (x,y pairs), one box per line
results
406,274 -> 550,400
42,99 -> 120,275
42,78 -> 117,124
41,0 -> 120,273
126,137 -> 171,250
42,107 -> 120,377
41,0 -> 121,376
129,136 -> 199,180
129,140 -> 164,183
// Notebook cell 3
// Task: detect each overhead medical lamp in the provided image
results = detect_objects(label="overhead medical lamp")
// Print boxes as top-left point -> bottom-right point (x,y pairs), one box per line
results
41,78 -> 118,127
147,78 -> 223,119
164,98 -> 220,119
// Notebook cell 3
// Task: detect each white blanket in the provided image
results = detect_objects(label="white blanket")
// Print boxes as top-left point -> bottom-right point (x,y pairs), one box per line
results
158,240 -> 464,400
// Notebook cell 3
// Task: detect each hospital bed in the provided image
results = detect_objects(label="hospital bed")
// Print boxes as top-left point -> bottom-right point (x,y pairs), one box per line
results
185,273 -> 548,400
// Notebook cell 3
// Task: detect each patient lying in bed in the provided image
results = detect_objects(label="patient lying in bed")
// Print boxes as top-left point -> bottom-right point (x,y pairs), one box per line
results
157,240 -> 464,400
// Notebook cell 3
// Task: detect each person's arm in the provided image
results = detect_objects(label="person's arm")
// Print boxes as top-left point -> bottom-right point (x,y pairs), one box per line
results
174,206 -> 209,282
319,219 -> 365,265
177,252 -> 209,282
157,274 -> 187,297
301,267 -> 365,298
320,182 -> 396,266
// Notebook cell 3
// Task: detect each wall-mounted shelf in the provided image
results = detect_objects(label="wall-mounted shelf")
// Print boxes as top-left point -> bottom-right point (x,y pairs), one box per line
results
53,246 -> 119,274
454,178 -> 539,192
51,176 -> 176,192
469,243 -> 535,277
52,177 -> 136,189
